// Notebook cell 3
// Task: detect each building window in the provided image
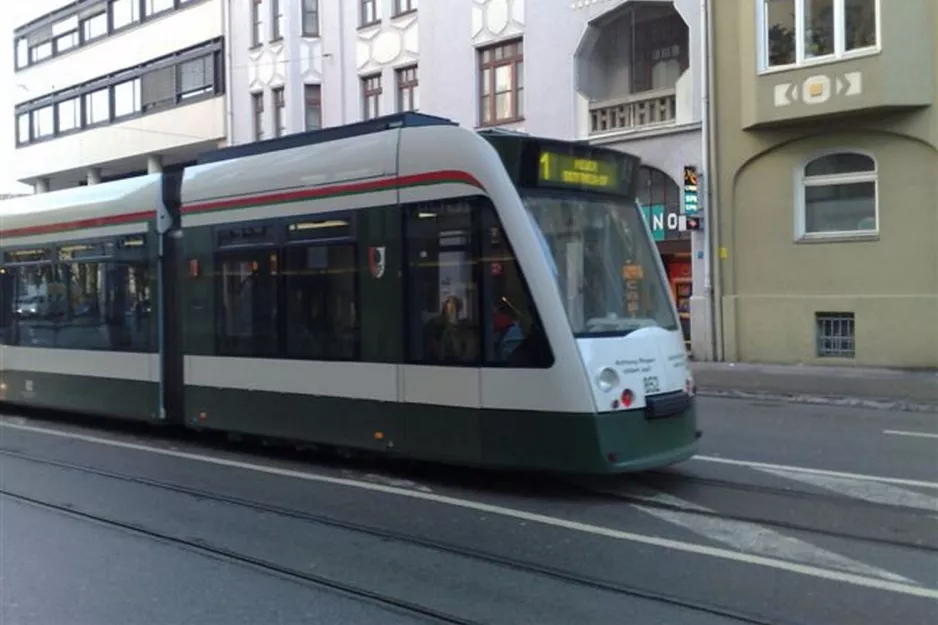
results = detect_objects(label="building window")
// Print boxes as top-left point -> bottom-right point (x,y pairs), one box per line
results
13,42 -> 224,145
362,74 -> 382,120
13,0 -> 201,70
81,11 -> 108,42
57,98 -> 81,133
114,78 -> 142,118
29,42 -> 53,64
816,312 -> 855,358
302,0 -> 319,36
111,0 -> 140,30
251,0 -> 262,47
84,88 -> 111,125
178,56 -> 215,99
252,92 -> 265,141
32,107 -> 54,139
631,12 -> 688,93
145,0 -> 174,17
271,0 -> 284,40
273,87 -> 286,137
396,65 -> 419,112
478,39 -> 523,126
360,0 -> 378,26
54,31 -> 79,55
799,152 -> 877,238
15,38 -> 27,69
762,0 -> 877,70
16,113 -> 30,144
394,0 -> 417,15
304,84 -> 322,130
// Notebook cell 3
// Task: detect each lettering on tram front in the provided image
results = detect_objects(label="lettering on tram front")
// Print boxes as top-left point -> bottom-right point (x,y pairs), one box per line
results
539,152 -> 615,189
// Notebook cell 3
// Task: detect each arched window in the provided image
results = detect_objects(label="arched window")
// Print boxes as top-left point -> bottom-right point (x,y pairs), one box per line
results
637,166 -> 680,209
637,166 -> 688,241
800,152 -> 877,237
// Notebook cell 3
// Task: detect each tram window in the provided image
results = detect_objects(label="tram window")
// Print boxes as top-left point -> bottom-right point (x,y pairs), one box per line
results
59,261 -> 111,351
216,251 -> 279,357
405,199 -> 481,365
283,244 -> 359,361
7,263 -> 68,348
0,268 -> 14,345
479,205 -> 554,368
112,262 -> 153,352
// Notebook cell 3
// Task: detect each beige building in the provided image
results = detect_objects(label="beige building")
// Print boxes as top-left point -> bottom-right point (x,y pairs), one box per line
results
708,0 -> 938,368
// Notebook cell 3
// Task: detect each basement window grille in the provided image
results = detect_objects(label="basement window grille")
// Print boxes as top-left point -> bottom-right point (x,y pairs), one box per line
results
815,312 -> 855,358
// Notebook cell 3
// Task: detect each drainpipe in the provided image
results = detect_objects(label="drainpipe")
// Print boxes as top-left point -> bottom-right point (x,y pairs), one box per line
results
338,3 -> 347,124
700,0 -> 724,361
222,0 -> 235,145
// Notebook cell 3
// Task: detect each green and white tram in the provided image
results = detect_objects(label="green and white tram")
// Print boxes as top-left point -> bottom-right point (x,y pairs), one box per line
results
0,113 -> 698,474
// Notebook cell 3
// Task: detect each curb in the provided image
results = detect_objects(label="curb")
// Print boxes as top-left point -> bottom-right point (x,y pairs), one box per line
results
696,388 -> 938,414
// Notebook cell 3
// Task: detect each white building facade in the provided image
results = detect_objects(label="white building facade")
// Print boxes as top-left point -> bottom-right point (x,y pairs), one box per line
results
228,0 -> 709,357
12,0 -> 229,191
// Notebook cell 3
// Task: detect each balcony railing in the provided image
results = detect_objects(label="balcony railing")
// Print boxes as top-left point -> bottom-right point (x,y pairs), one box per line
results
589,88 -> 677,134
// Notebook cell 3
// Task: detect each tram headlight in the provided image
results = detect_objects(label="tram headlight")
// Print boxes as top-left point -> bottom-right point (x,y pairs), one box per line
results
595,367 -> 619,393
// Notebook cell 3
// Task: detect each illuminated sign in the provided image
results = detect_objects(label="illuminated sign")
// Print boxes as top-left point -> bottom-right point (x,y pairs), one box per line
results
538,151 -> 618,189
683,165 -> 699,216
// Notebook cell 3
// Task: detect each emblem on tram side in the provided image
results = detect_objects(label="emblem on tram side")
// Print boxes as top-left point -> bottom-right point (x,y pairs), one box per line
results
368,246 -> 386,279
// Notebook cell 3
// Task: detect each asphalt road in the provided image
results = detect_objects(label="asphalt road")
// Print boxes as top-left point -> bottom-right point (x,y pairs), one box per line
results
694,395 -> 938,481
0,395 -> 935,625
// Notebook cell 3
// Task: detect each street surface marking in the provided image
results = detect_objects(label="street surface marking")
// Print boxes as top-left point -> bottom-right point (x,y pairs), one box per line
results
694,455 -> 938,490
2,419 -> 937,600
883,430 -> 938,440
633,498 -> 912,583
757,468 -> 938,514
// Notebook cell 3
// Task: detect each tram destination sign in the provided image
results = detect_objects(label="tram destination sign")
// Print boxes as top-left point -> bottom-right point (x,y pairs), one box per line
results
535,147 -> 636,196
481,134 -> 639,197
538,151 -> 618,189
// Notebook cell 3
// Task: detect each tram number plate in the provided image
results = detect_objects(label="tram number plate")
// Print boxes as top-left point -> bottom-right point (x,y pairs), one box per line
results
643,375 -> 661,395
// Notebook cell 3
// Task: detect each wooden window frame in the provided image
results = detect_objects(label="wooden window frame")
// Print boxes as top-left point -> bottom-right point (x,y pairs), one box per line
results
301,0 -> 319,37
272,86 -> 286,137
252,91 -> 264,141
396,65 -> 418,112
271,0 -> 284,41
360,0 -> 379,27
393,0 -> 417,17
304,84 -> 322,130
477,39 -> 524,127
251,0 -> 262,47
361,73 -> 382,120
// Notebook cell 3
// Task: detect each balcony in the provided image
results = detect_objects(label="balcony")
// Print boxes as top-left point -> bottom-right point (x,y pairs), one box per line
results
741,0 -> 933,129
575,2 -> 691,137
590,88 -> 677,134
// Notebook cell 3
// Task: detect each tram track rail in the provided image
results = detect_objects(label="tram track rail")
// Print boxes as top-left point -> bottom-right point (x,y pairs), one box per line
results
566,477 -> 938,554
641,468 -> 938,516
0,445 -> 800,625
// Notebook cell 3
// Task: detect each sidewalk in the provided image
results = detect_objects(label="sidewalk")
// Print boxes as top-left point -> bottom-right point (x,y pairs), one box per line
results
690,361 -> 938,412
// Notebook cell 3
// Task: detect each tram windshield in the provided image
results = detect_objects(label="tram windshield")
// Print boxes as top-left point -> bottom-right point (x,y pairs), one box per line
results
522,192 -> 678,337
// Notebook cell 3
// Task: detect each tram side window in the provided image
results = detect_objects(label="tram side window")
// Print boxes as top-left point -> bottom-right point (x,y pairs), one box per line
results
216,251 -> 279,357
283,244 -> 359,361
7,263 -> 68,348
405,199 -> 481,365
3,259 -> 153,352
479,205 -> 554,368
110,262 -> 153,352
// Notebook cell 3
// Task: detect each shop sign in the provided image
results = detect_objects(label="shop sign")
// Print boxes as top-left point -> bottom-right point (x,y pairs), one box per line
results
639,204 -> 689,242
